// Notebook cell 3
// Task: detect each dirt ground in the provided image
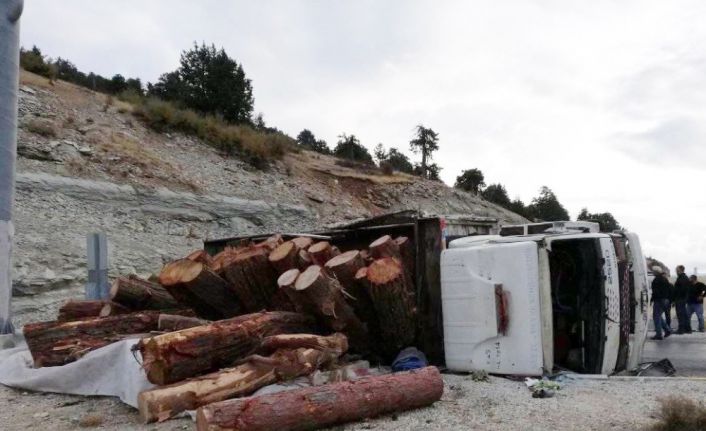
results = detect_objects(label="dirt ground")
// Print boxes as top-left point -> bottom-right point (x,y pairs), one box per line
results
1,372 -> 704,431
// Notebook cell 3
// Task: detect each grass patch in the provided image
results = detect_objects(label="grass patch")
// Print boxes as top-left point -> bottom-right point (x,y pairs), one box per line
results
651,396 -> 706,431
24,118 -> 58,137
127,96 -> 295,169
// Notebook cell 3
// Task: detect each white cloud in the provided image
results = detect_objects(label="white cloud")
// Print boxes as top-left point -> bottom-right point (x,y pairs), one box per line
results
19,0 -> 706,271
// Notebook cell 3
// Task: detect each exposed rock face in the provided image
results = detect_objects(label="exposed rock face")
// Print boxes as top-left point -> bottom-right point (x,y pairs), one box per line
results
10,71 -> 528,325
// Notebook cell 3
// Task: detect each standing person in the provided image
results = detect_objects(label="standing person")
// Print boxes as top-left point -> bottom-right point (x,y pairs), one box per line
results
688,275 -> 706,332
674,265 -> 692,334
650,266 -> 672,340
664,273 -> 673,331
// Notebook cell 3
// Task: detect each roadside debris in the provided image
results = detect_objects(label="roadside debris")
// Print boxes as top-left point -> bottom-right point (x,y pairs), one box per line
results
15,233 -> 438,430
525,377 -> 561,399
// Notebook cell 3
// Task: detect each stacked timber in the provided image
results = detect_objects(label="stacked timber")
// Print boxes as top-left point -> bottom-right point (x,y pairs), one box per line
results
137,333 -> 348,422
138,311 -> 315,385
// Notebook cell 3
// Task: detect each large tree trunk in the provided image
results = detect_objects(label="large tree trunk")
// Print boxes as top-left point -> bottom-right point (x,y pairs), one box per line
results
325,251 -> 379,336
57,300 -> 128,321
366,257 -> 416,358
110,275 -> 180,311
138,333 -> 347,423
307,241 -> 340,266
221,248 -> 279,312
395,236 -> 415,278
159,259 -> 242,320
138,311 -> 315,385
288,265 -> 369,353
24,312 -> 161,367
196,366 -> 444,431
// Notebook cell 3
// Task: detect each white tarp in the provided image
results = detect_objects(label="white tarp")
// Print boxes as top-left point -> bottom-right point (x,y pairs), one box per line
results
0,334 -> 153,408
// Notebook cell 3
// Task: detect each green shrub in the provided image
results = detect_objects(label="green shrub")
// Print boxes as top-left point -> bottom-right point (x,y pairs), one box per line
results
132,97 -> 294,168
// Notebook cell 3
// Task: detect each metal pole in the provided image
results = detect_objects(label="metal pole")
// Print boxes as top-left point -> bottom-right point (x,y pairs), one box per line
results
86,232 -> 109,299
0,0 -> 23,334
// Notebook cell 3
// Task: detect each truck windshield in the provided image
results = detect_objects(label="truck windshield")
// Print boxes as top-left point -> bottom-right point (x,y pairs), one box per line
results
549,238 -> 605,373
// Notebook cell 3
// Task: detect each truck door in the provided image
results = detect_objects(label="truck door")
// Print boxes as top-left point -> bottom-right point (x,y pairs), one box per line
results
441,241 -> 545,375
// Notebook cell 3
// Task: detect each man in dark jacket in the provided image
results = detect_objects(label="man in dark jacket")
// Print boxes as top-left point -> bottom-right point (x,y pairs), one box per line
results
674,265 -> 692,333
651,266 -> 672,340
688,275 -> 706,332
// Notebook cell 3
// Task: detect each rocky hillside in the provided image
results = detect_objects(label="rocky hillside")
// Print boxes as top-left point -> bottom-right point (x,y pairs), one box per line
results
11,71 -> 526,325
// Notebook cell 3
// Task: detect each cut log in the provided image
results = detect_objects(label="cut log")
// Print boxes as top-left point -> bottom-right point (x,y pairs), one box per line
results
268,241 -> 303,274
367,257 -> 416,357
395,236 -> 415,273
98,301 -> 131,317
138,311 -> 315,385
369,235 -> 401,260
159,259 -> 242,320
325,251 -> 379,335
110,275 -> 180,311
158,314 -> 209,332
299,249 -> 312,266
24,312 -> 160,367
57,300 -> 109,321
196,366 -> 444,431
221,247 -> 278,312
138,333 -> 347,423
273,269 -> 301,312
186,249 -> 214,267
307,241 -> 340,266
290,236 -> 313,250
289,265 -> 368,352
210,247 -> 244,274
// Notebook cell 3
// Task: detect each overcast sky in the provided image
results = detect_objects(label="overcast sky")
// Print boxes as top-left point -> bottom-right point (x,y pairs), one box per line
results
20,0 -> 706,272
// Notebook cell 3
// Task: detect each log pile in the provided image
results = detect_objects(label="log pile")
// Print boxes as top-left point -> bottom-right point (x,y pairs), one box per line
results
21,232 -> 436,430
137,311 -> 315,385
138,333 -> 348,422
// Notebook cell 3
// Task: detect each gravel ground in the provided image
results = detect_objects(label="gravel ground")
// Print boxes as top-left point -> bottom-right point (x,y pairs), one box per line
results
1,372 -> 703,431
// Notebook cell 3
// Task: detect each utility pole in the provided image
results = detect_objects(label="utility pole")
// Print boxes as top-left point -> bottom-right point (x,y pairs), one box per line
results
0,0 -> 24,334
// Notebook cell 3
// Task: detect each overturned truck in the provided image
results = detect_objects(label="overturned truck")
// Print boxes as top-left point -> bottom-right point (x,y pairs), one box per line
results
206,213 -> 650,376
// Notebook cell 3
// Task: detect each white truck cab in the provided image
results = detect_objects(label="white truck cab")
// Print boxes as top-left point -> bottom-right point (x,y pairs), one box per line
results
441,223 -> 650,376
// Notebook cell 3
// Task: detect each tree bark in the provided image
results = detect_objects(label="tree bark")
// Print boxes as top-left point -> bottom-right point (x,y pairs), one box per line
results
138,333 -> 347,423
110,275 -> 180,311
138,311 -> 315,385
366,257 -> 416,357
254,234 -> 284,252
98,301 -> 131,317
307,241 -> 340,266
221,247 -> 279,312
57,300 -> 109,321
369,235 -> 401,260
24,312 -> 161,367
159,259 -> 243,320
196,366 -> 444,431
158,314 -> 209,332
325,251 -> 379,336
289,265 -> 369,352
